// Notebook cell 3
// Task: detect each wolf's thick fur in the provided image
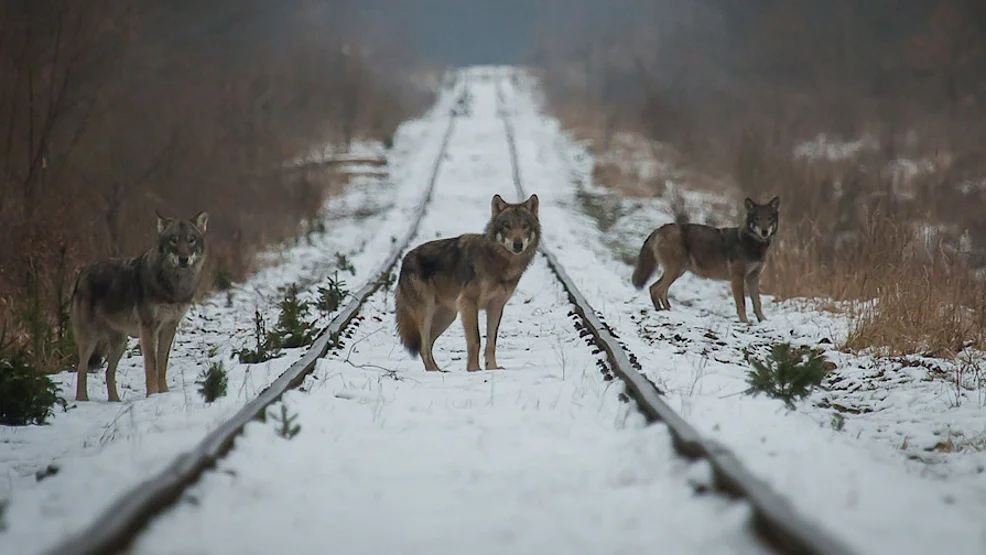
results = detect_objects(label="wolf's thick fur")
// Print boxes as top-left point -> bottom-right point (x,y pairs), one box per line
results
71,211 -> 208,401
632,197 -> 779,323
395,194 -> 540,371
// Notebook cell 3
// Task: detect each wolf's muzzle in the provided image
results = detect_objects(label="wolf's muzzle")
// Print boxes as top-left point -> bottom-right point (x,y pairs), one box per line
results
178,256 -> 190,267
512,239 -> 524,253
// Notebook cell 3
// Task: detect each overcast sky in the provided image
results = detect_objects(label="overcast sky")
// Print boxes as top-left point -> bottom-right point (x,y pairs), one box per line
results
349,0 -> 631,65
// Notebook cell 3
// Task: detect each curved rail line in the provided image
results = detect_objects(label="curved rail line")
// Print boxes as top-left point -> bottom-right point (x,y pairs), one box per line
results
495,78 -> 856,555
41,78 -> 466,555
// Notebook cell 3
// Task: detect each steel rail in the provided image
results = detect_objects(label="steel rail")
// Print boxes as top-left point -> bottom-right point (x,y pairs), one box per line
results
495,76 -> 858,555
41,79 -> 467,555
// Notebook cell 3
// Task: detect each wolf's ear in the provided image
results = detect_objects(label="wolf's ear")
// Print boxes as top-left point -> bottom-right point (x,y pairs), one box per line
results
744,197 -> 756,211
768,196 -> 780,210
523,194 -> 539,217
491,194 -> 509,216
155,210 -> 172,234
193,211 -> 209,233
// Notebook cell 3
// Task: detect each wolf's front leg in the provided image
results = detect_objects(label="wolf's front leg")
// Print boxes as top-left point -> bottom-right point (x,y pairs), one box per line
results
459,299 -> 482,371
484,301 -> 505,370
729,271 -> 749,323
139,324 -> 160,396
156,322 -> 179,393
746,269 -> 766,322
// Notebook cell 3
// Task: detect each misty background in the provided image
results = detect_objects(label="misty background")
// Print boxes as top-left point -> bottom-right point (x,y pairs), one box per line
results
4,0 -> 986,372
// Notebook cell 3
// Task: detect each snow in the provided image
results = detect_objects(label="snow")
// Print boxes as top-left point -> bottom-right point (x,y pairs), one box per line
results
0,79 -> 459,555
129,66 -> 763,555
793,133 -> 879,161
3,65 -> 985,555
502,72 -> 986,554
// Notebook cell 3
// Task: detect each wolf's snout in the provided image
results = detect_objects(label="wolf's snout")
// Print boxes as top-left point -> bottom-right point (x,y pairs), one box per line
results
512,239 -> 524,253
178,256 -> 190,267
760,227 -> 771,238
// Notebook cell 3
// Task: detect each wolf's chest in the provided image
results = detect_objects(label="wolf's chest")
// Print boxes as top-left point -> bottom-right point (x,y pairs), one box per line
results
147,302 -> 190,323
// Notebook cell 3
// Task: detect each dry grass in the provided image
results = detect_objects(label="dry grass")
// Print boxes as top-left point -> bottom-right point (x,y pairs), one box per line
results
545,80 -> 986,359
0,2 -> 434,373
732,127 -> 986,357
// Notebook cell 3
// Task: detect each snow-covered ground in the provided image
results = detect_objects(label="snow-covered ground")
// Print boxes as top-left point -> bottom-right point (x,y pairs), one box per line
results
0,78 -> 461,555
501,72 -> 986,554
130,66 -> 763,555
4,65 -> 986,555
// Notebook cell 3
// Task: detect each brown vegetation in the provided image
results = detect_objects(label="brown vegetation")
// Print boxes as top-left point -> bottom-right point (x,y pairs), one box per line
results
0,0 -> 435,373
535,0 -> 986,356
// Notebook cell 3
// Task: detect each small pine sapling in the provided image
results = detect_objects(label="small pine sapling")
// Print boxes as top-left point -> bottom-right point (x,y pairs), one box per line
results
197,362 -> 229,403
317,272 -> 349,315
236,309 -> 280,363
271,403 -> 301,439
0,345 -> 66,426
270,283 -> 317,349
744,343 -> 830,409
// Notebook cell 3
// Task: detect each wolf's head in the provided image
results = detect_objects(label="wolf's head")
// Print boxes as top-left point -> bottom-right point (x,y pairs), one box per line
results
155,211 -> 208,270
743,197 -> 779,242
487,194 -> 540,255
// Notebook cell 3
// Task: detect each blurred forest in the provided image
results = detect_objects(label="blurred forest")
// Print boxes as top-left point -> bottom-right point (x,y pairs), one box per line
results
534,0 -> 986,355
0,0 -> 436,372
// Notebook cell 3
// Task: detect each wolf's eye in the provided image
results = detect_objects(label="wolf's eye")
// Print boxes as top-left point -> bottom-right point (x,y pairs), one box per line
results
170,237 -> 178,246
188,238 -> 196,246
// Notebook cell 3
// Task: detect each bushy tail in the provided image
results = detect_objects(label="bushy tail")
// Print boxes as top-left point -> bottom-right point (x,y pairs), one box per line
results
394,262 -> 421,357
631,230 -> 659,289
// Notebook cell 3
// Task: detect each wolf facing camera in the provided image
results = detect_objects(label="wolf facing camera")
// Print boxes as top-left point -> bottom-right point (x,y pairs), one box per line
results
632,197 -> 779,323
71,211 -> 209,401
395,194 -> 540,372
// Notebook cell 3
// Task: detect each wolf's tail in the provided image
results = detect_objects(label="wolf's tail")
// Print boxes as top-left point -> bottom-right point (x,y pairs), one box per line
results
631,229 -> 660,289
394,259 -> 422,357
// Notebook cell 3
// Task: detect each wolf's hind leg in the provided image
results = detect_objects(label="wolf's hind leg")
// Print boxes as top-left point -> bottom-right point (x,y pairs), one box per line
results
104,334 -> 127,402
651,262 -> 684,311
75,339 -> 97,402
418,302 -> 443,372
429,305 -> 457,349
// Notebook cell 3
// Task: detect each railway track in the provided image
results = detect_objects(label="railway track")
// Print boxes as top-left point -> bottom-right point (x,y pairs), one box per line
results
495,76 -> 855,555
42,68 -> 856,555
40,75 -> 465,555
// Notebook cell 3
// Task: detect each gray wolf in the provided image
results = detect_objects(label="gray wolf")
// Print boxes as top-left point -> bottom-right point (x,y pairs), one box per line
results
632,197 -> 779,323
395,194 -> 540,371
71,211 -> 209,401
